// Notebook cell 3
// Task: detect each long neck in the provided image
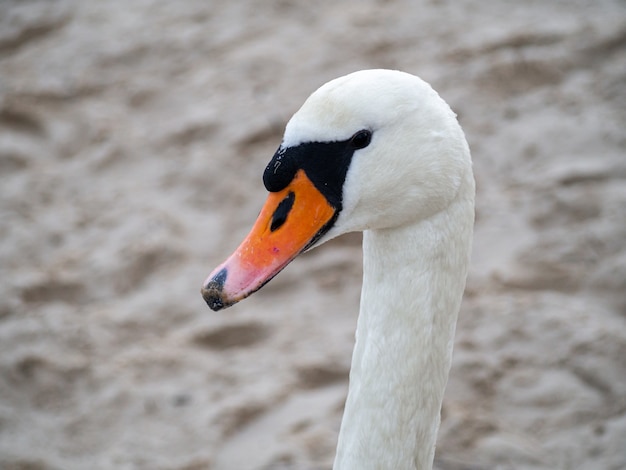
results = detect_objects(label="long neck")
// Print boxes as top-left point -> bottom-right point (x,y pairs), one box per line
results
333,194 -> 474,470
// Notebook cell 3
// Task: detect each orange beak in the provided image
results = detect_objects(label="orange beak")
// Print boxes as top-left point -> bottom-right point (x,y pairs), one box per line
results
201,169 -> 337,310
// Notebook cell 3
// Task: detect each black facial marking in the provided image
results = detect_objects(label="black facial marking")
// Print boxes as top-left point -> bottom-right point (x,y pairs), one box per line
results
263,129 -> 372,211
263,147 -> 297,192
270,191 -> 295,232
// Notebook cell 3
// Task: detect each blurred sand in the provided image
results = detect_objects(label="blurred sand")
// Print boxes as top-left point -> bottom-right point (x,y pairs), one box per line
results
1,1 -> 625,469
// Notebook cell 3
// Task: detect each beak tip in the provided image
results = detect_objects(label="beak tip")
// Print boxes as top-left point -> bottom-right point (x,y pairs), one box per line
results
202,291 -> 225,311
201,285 -> 233,311
201,267 -> 230,311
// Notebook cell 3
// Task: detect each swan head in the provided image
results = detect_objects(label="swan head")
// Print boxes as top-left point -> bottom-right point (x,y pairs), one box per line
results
202,69 -> 472,310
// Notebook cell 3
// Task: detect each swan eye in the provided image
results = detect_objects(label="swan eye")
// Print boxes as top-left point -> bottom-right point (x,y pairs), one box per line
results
350,130 -> 372,150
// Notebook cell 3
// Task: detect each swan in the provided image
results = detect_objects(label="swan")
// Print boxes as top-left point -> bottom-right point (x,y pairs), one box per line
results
201,69 -> 475,470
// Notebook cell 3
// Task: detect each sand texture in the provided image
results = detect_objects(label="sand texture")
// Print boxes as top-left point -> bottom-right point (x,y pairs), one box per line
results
1,0 -> 626,469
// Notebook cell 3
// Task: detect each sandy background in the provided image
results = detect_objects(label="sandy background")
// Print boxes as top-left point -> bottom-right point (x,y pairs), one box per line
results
1,1 -> 626,469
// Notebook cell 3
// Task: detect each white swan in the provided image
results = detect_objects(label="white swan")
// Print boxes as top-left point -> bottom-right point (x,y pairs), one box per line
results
201,69 -> 475,470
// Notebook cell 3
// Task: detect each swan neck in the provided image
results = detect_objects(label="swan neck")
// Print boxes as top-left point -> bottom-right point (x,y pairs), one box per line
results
333,197 -> 473,470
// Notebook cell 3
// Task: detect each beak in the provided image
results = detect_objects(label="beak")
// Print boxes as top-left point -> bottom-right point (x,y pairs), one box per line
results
201,169 -> 337,310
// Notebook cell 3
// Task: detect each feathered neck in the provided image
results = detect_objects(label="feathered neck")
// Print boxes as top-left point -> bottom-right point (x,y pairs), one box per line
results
333,184 -> 474,470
